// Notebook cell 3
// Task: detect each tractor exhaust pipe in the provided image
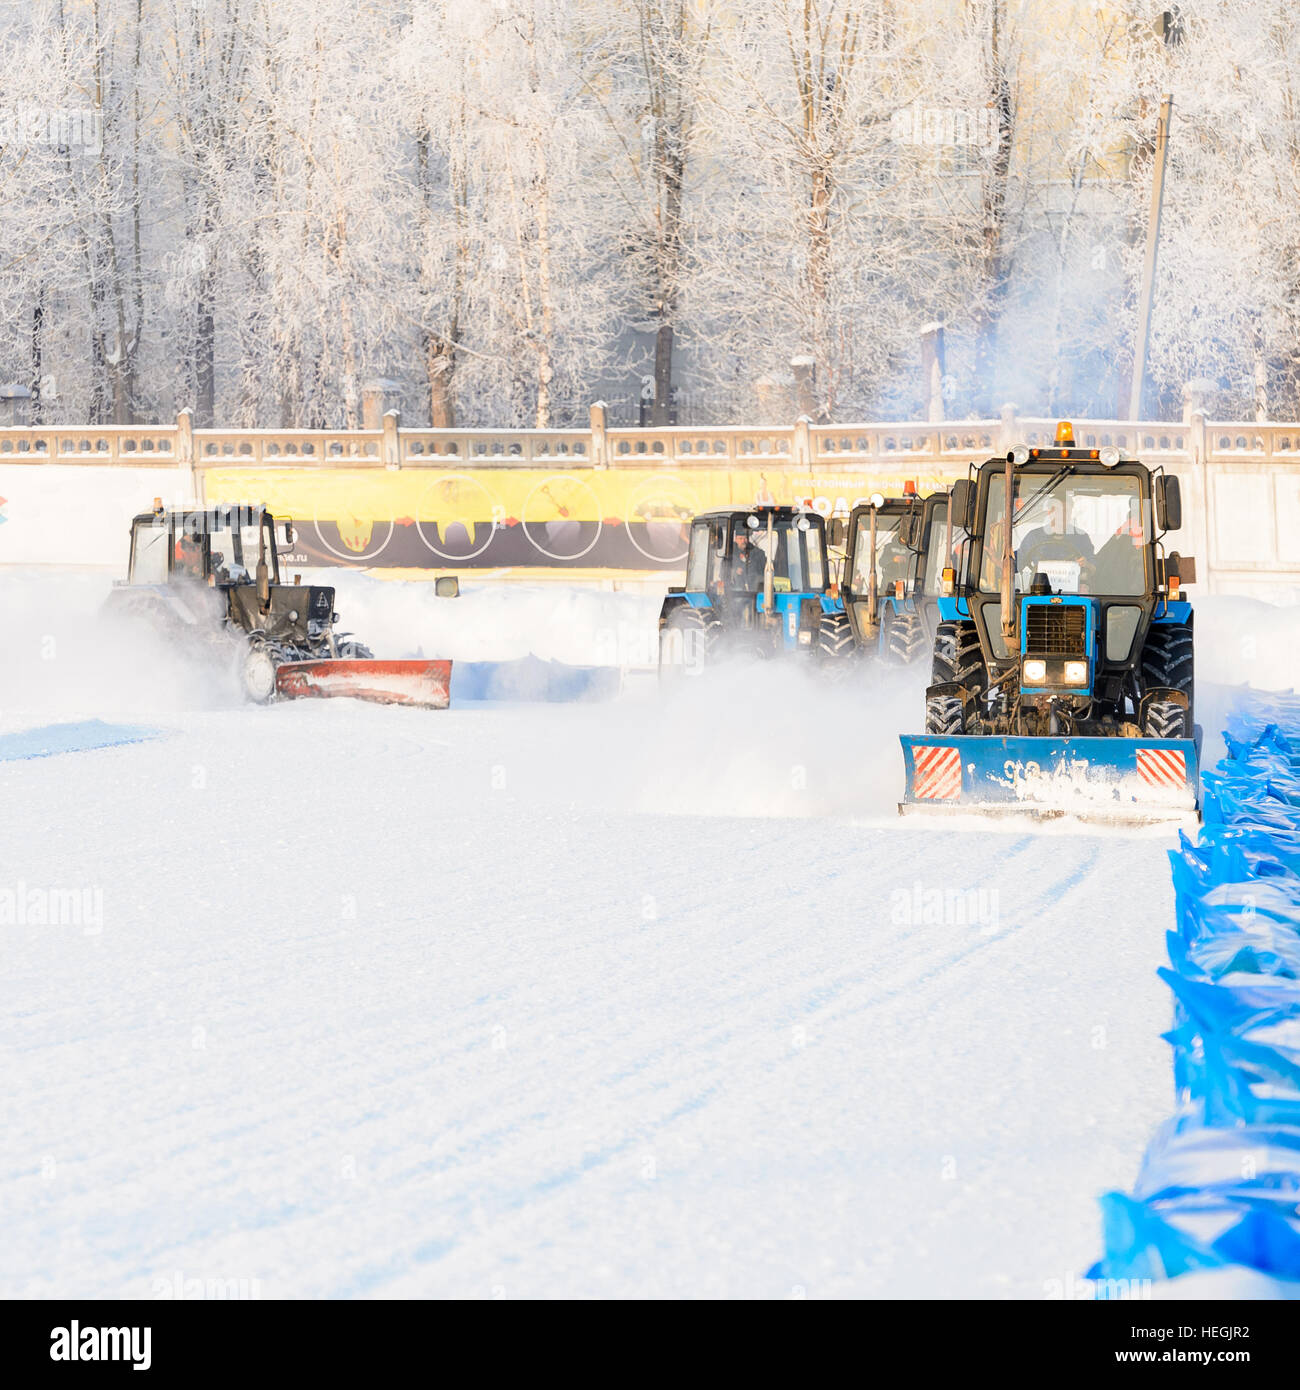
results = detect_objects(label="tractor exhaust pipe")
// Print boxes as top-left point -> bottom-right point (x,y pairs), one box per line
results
256,507 -> 271,613
762,509 -> 775,620
864,492 -> 884,639
1000,451 -> 1016,642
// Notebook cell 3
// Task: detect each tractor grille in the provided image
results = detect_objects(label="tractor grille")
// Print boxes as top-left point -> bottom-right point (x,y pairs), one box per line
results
1025,603 -> 1086,656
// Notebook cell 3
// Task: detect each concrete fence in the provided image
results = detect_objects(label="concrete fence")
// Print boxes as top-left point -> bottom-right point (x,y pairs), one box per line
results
0,404 -> 1296,596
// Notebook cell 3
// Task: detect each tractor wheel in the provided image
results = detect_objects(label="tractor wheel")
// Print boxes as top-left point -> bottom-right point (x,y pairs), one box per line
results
930,620 -> 986,690
815,611 -> 856,667
1140,619 -> 1194,718
241,641 -> 278,704
1142,699 -> 1190,740
658,605 -> 717,685
925,691 -> 967,736
885,608 -> 928,665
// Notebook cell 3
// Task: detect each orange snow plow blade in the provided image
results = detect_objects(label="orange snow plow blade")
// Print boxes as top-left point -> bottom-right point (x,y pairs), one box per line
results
275,659 -> 452,709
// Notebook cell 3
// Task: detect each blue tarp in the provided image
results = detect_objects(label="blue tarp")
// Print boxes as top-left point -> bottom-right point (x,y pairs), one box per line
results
0,719 -> 160,762
450,656 -> 621,703
1091,692 -> 1300,1295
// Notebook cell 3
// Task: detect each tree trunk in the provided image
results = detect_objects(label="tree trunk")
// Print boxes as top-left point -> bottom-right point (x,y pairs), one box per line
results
973,0 -> 1013,417
425,333 -> 456,427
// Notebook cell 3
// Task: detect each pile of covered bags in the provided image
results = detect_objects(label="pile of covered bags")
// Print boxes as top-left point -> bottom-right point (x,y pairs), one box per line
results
1091,694 -> 1300,1297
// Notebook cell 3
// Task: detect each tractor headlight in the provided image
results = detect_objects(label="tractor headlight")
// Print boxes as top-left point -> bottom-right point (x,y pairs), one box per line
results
1099,445 -> 1121,467
1023,659 -> 1047,684
1063,659 -> 1089,686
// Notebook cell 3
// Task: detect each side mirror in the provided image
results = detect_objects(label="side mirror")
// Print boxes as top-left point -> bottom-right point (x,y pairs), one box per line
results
827,518 -> 846,548
283,521 -> 295,545
435,575 -> 460,598
949,479 -> 974,532
1155,474 -> 1182,532
1165,552 -> 1197,585
899,512 -> 919,548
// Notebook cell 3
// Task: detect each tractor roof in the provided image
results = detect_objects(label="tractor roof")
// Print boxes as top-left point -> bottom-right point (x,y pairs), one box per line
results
980,447 -> 1138,468
695,506 -> 822,523
131,503 -> 276,526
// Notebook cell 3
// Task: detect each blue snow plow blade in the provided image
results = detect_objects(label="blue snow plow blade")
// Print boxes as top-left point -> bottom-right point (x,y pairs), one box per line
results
0,720 -> 160,762
451,656 -> 621,703
899,732 -> 1201,823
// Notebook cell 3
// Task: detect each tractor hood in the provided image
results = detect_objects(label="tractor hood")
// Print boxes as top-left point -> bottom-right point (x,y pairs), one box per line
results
227,582 -> 335,644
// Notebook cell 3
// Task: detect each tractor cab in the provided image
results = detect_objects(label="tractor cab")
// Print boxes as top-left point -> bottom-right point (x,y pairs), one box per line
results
682,506 -> 829,605
120,501 -> 336,651
126,500 -> 292,590
838,487 -> 950,663
658,506 -> 838,677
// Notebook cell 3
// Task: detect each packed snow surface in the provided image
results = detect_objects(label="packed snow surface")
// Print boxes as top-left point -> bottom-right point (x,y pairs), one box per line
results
1,572 -> 1296,1299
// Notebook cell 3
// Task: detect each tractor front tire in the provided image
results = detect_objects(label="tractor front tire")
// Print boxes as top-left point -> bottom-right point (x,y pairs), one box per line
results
925,691 -> 967,736
1142,698 -> 1190,740
241,642 -> 278,704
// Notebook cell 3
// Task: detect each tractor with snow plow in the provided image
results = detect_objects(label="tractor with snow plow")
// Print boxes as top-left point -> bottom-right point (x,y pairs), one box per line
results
658,506 -> 842,679
899,424 -> 1199,822
103,501 -> 451,707
824,486 -> 952,666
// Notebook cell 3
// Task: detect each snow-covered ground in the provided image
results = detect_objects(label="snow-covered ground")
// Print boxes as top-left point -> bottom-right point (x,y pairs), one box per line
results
0,572 -> 1296,1299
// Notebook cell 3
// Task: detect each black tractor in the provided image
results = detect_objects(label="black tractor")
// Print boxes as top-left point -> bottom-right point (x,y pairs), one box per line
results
104,501 -> 449,707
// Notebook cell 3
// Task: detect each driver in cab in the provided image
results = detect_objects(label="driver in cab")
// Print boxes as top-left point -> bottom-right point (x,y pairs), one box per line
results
727,525 -> 769,592
1014,497 -> 1095,592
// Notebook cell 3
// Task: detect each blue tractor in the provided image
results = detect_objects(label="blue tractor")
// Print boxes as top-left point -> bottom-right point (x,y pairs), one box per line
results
658,506 -> 842,679
899,424 -> 1200,821
827,487 -> 953,666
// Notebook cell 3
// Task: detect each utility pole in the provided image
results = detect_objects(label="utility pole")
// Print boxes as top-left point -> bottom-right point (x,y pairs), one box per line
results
1129,94 -> 1173,421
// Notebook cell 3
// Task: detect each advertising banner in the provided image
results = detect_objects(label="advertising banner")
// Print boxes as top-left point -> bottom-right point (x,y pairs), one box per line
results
202,465 -> 963,572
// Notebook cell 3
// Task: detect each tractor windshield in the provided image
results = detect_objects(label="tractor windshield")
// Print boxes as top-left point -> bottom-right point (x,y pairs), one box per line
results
130,520 -> 170,584
978,472 -> 1149,597
848,513 -> 917,596
920,502 -> 952,597
727,516 -> 826,594
208,516 -> 277,585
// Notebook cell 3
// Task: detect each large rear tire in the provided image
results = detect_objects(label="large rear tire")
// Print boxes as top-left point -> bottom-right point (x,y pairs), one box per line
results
930,619 -> 986,690
658,605 -> 718,685
815,611 -> 855,664
1140,620 -> 1193,707
885,608 -> 927,665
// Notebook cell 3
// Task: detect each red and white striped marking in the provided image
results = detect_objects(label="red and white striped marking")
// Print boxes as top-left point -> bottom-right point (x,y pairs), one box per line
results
1136,747 -> 1187,790
912,745 -> 962,800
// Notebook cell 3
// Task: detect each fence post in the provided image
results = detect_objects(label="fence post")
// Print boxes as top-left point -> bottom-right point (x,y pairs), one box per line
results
382,409 -> 401,469
794,414 -> 813,469
998,402 -> 1018,452
590,400 -> 608,469
176,407 -> 196,500
1190,408 -> 1212,592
